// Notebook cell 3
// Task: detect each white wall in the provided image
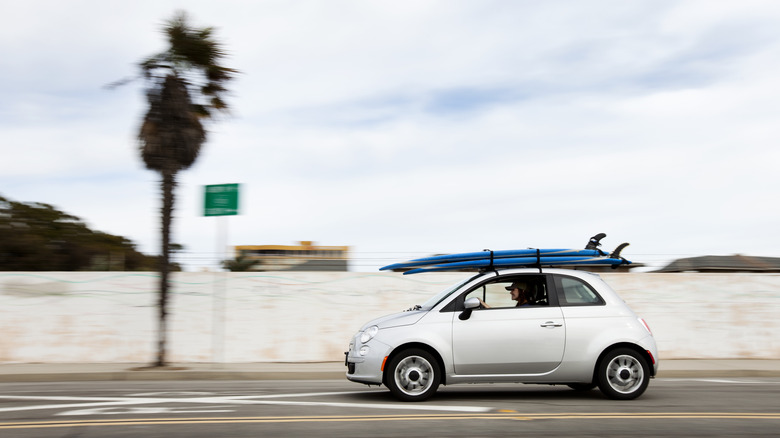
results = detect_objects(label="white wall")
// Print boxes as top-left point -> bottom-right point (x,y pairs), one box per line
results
1,271 -> 779,363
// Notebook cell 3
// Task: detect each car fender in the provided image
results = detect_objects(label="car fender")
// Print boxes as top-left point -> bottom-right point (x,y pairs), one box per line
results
374,314 -> 455,379
553,315 -> 655,381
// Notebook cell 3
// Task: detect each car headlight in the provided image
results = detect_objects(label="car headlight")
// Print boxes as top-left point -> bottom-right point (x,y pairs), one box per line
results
360,325 -> 379,343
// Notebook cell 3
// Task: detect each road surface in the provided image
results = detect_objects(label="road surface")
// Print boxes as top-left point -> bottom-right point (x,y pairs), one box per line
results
1,378 -> 779,437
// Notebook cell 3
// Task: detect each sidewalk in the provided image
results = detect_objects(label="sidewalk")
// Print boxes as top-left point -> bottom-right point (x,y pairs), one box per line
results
2,360 -> 780,382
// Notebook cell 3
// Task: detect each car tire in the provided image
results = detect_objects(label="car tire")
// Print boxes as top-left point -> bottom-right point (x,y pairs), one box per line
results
385,348 -> 441,402
596,348 -> 650,400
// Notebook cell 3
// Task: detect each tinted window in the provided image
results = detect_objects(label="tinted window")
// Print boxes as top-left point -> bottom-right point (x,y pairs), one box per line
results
557,276 -> 603,306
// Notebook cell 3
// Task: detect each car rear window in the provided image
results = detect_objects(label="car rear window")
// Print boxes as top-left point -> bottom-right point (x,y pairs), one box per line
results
557,276 -> 604,306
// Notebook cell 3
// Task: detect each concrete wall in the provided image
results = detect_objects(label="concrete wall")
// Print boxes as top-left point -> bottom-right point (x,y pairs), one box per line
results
1,271 -> 779,363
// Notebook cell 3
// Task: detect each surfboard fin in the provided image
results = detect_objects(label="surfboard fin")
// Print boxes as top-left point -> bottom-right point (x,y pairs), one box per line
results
585,233 -> 607,250
610,242 -> 630,259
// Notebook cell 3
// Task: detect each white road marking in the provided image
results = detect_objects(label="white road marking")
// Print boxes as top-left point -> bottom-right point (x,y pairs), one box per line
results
128,392 -> 216,396
0,391 -> 492,416
189,390 -> 386,400
60,406 -> 235,416
171,397 -> 492,412
0,395 -> 152,402
0,399 -> 159,413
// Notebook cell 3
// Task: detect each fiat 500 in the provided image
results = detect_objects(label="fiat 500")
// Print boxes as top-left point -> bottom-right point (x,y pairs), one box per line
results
345,268 -> 658,401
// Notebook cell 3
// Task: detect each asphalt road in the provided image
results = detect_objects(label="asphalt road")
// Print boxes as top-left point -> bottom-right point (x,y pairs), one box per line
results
1,378 -> 779,437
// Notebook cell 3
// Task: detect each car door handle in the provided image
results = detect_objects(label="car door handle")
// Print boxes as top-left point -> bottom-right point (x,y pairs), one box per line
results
540,321 -> 563,328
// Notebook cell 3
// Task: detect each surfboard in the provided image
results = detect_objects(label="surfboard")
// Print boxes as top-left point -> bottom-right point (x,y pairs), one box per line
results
401,256 -> 629,275
379,248 -> 606,271
380,234 -> 631,274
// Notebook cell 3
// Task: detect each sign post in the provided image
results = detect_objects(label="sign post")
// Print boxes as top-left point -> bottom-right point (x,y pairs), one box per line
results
203,184 -> 240,365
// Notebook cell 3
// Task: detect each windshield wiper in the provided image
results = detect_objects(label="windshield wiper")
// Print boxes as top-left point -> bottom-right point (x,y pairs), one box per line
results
405,304 -> 422,312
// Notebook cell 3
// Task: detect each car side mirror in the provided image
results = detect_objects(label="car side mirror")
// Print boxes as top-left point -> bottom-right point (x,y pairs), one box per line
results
460,297 -> 481,321
464,297 -> 481,309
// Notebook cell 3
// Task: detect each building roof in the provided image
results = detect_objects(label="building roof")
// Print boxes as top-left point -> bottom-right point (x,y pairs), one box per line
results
656,255 -> 780,273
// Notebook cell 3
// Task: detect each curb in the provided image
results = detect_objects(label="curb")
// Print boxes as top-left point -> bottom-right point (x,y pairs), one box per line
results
0,371 -> 348,383
656,370 -> 780,378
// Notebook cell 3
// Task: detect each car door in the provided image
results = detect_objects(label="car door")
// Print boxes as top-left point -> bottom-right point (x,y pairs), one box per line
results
451,274 -> 566,375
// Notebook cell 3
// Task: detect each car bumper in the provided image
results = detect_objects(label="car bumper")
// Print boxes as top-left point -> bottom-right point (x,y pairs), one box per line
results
639,334 -> 660,377
345,338 -> 391,385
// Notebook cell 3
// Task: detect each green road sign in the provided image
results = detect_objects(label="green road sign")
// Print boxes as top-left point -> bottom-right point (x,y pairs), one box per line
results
204,184 -> 240,216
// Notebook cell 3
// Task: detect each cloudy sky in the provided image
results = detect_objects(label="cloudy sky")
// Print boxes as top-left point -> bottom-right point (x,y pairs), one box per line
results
2,0 -> 779,271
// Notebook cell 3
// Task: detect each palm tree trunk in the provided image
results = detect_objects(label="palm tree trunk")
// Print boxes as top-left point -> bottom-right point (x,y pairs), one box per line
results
156,170 -> 176,367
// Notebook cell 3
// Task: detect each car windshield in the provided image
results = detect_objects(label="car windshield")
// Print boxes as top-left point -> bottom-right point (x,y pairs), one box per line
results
417,275 -> 476,311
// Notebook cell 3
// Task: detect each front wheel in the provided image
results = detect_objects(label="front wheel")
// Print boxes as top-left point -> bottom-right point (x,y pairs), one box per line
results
596,348 -> 650,400
385,348 -> 441,402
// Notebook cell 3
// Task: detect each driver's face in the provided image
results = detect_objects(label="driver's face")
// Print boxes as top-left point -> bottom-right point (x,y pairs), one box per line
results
509,287 -> 523,301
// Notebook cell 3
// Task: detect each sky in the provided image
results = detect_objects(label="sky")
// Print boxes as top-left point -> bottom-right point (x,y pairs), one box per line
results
2,0 -> 780,272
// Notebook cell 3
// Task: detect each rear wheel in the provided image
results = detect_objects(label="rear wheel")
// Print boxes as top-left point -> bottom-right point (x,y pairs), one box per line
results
596,348 -> 650,400
385,348 -> 441,402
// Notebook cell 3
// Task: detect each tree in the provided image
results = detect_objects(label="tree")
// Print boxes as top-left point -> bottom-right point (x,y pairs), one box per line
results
136,11 -> 236,367
0,194 -> 162,271
221,254 -> 260,272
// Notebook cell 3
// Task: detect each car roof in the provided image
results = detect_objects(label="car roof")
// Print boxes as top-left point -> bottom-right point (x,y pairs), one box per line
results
480,267 -> 604,280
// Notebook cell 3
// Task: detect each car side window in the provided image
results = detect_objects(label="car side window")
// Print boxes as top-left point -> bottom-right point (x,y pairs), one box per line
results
463,275 -> 549,309
557,276 -> 604,306
463,284 -> 517,309
484,282 -> 517,308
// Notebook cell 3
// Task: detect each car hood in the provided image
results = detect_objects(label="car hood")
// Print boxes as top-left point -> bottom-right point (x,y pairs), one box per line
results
362,309 -> 427,330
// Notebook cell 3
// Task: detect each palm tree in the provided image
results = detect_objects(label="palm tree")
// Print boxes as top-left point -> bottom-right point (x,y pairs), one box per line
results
138,11 -> 236,367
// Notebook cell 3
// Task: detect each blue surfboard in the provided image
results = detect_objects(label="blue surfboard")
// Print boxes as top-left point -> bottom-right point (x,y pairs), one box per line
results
379,248 -> 606,271
403,256 -> 630,275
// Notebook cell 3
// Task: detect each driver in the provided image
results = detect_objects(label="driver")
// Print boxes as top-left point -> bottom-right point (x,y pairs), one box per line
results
479,281 -> 531,309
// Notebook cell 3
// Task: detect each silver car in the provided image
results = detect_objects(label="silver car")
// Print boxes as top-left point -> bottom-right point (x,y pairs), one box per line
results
345,268 -> 658,401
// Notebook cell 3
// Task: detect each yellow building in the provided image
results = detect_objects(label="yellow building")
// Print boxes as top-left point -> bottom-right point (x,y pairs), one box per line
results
234,241 -> 350,271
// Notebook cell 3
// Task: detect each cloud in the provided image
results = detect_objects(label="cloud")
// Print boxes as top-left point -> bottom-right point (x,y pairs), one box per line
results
2,1 -> 780,272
